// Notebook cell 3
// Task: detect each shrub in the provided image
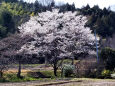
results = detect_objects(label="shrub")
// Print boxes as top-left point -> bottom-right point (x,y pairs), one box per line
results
0,78 -> 7,82
27,71 -> 50,78
100,47 -> 115,71
63,64 -> 75,77
101,69 -> 111,78
111,73 -> 115,79
74,57 -> 104,78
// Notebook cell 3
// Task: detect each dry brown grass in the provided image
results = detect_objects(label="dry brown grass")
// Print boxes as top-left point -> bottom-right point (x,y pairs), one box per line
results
5,69 -> 31,75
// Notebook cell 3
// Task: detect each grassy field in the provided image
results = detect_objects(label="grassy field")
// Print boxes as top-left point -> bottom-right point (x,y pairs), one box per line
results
0,63 -> 115,86
1,69 -> 61,82
1,67 -> 115,86
2,60 -> 76,82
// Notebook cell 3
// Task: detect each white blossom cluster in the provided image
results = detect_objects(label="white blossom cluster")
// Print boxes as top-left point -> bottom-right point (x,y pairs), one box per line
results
18,9 -> 98,57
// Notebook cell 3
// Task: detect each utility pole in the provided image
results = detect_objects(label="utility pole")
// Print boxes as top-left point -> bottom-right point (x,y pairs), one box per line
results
94,29 -> 99,62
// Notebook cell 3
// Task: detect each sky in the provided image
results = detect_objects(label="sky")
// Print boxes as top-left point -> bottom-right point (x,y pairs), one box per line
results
25,0 -> 115,11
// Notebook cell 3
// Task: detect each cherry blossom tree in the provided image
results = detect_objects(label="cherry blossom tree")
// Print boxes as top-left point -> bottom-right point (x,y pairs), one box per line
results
0,55 -> 9,78
0,34 -> 32,78
19,9 -> 98,76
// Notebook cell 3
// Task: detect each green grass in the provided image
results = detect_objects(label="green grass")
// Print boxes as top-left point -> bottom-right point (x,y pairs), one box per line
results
0,70 -> 61,82
39,70 -> 61,78
3,73 -> 39,82
2,73 -> 56,82
1,73 -> 115,84
1,68 -> 114,83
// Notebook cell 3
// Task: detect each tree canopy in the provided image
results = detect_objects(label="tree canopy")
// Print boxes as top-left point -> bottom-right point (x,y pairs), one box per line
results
18,9 -> 96,76
81,5 -> 115,38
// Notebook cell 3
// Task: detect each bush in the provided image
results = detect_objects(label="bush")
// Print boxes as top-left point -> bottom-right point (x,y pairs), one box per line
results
74,57 -> 104,78
0,78 -> 7,82
100,47 -> 115,71
28,70 -> 61,79
63,64 -> 75,77
27,71 -> 50,78
101,69 -> 111,78
111,73 -> 115,79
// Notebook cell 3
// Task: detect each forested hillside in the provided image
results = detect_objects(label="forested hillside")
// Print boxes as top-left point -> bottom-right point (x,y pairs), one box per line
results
80,5 -> 115,38
0,0 -> 115,39
0,0 -> 57,38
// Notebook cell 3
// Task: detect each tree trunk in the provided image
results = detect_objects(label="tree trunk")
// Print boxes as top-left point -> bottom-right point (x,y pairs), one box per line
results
61,67 -> 64,77
0,71 -> 3,78
17,61 -> 22,78
45,57 -> 48,66
54,64 -> 57,76
61,59 -> 64,77
72,57 -> 74,65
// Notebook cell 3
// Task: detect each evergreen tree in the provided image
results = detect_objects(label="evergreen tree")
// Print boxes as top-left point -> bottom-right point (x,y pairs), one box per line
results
0,9 -> 15,38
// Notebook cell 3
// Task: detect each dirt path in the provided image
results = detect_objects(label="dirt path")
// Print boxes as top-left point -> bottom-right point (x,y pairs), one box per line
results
0,79 -> 115,86
57,80 -> 115,86
0,80 -> 51,86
